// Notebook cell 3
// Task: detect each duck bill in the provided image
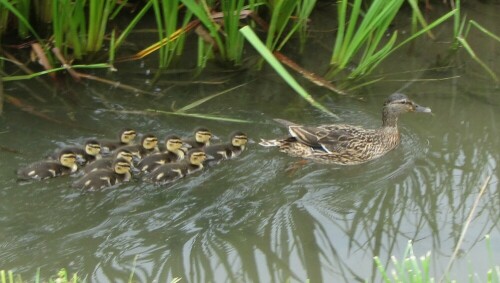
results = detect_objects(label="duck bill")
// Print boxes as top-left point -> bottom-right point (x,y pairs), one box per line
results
415,104 -> 432,113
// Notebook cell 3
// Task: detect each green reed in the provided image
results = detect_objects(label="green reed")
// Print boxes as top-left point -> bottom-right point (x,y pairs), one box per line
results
0,2 -> 10,36
373,236 -> 500,283
240,25 -> 337,118
86,0 -> 114,52
220,0 -> 246,66
0,0 -> 42,42
451,0 -> 499,82
152,0 -> 191,68
33,0 -> 52,24
328,0 -> 456,80
181,0 -> 226,61
329,0 -> 404,79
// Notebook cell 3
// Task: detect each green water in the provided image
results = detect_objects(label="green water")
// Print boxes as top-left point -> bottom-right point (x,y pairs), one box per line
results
1,3 -> 499,282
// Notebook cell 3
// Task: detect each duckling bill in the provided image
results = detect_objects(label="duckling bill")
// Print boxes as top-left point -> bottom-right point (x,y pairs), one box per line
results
259,93 -> 431,165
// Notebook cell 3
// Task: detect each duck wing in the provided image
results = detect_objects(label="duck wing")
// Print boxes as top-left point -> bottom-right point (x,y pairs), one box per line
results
274,119 -> 334,152
290,123 -> 375,153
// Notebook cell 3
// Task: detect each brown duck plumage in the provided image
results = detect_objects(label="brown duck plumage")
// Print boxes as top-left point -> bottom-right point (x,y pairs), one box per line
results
259,93 -> 431,165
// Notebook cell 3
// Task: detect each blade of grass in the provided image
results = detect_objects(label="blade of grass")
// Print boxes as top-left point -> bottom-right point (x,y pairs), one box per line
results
240,25 -> 338,118
407,0 -> 436,39
265,0 -> 297,52
1,64 -> 111,81
114,1 -> 154,49
181,0 -> 225,59
176,82 -> 249,112
146,109 -> 252,123
0,0 -> 43,42
457,37 -> 498,82
373,256 -> 391,282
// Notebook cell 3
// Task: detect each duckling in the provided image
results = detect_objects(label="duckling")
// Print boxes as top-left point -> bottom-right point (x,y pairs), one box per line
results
83,148 -> 134,174
259,93 -> 431,164
72,157 -> 132,191
17,149 -> 78,180
99,128 -> 137,153
50,139 -> 101,166
145,149 -> 207,185
117,133 -> 159,160
183,127 -> 213,149
204,131 -> 248,165
137,135 -> 185,173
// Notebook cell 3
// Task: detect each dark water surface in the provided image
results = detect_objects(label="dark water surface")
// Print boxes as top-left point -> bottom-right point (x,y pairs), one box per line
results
1,3 -> 499,282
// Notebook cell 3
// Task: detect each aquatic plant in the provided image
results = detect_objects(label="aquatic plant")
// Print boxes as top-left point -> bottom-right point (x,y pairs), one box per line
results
1,0 -> 497,92
240,25 -> 336,117
0,268 -> 183,283
152,0 -> 191,68
327,0 -> 456,81
450,0 -> 499,82
373,235 -> 500,283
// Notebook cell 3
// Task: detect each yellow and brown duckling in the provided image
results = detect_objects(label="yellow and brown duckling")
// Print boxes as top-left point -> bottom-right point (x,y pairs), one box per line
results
183,127 -> 213,149
50,139 -> 101,166
17,149 -> 78,180
204,131 -> 248,165
137,135 -> 185,173
99,128 -> 137,154
117,133 -> 159,160
259,93 -> 431,165
72,157 -> 132,191
83,148 -> 134,174
145,149 -> 207,185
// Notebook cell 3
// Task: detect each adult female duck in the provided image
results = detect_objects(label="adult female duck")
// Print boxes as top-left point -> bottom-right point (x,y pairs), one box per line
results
259,93 -> 431,165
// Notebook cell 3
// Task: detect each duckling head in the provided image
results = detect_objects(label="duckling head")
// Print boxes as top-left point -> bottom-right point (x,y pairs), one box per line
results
114,149 -> 134,164
230,132 -> 248,148
84,139 -> 101,156
187,149 -> 207,166
120,128 -> 137,144
141,134 -> 158,150
58,149 -> 78,171
194,127 -> 213,145
165,135 -> 184,151
113,157 -> 132,175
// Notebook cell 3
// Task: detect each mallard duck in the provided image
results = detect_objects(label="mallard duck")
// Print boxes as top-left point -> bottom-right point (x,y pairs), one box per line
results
83,148 -> 134,174
204,131 -> 248,165
145,149 -> 207,185
17,149 -> 78,180
183,127 -> 213,149
137,135 -> 185,173
72,157 -> 132,190
99,128 -> 137,153
259,93 -> 431,164
50,139 -> 101,166
117,133 -> 159,159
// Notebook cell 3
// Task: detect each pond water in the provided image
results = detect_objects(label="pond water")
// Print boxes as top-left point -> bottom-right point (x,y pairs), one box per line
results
1,2 -> 499,283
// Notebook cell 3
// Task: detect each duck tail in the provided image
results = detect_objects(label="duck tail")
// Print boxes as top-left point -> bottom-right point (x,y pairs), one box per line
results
259,139 -> 282,147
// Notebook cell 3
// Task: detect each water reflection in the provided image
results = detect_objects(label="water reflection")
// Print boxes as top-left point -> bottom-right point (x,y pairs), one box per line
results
1,11 -> 500,283
1,73 -> 499,282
